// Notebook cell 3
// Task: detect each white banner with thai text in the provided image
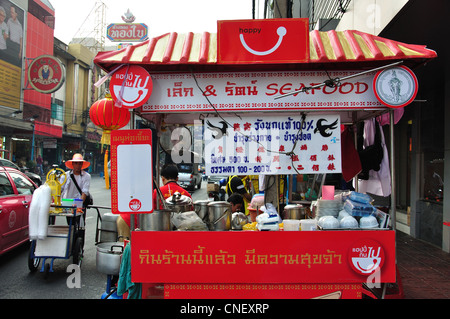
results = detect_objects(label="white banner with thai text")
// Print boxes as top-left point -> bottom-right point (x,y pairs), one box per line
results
204,114 -> 341,176
141,70 -> 383,113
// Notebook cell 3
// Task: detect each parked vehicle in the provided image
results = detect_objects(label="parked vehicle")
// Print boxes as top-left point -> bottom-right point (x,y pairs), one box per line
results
0,167 -> 38,255
0,158 -> 42,186
206,175 -> 227,201
177,163 -> 202,190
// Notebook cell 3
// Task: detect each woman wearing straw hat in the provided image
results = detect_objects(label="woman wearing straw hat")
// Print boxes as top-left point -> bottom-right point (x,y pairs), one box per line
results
60,153 -> 91,208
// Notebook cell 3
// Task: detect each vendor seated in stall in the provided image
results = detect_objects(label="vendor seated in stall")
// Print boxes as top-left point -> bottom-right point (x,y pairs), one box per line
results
227,193 -> 245,213
223,175 -> 252,215
153,164 -> 192,208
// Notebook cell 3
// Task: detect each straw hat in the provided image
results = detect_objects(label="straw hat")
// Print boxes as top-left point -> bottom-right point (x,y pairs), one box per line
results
65,153 -> 90,170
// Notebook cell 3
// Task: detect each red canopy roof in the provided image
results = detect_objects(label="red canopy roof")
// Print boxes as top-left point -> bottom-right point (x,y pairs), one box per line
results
94,29 -> 437,73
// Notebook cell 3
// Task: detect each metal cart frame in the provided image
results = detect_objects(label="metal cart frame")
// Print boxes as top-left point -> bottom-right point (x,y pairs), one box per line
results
28,205 -> 84,277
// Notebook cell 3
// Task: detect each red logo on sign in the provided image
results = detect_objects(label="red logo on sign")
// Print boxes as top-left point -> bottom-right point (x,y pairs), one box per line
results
109,65 -> 153,109
218,18 -> 309,64
348,239 -> 385,276
129,199 -> 142,212
28,55 -> 65,93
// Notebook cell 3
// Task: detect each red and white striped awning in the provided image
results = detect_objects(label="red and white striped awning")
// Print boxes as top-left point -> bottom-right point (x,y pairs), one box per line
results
94,29 -> 437,73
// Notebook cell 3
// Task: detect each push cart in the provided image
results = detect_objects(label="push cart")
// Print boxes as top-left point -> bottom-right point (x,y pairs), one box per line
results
28,205 -> 85,277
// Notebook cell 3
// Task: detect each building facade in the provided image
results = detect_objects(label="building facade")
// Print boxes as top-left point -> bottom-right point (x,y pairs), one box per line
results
0,0 -> 102,174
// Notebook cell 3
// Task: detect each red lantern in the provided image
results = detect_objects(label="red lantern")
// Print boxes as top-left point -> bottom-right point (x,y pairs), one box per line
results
89,94 -> 130,146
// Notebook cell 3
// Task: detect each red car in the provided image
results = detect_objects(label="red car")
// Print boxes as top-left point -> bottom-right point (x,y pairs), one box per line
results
0,166 -> 38,255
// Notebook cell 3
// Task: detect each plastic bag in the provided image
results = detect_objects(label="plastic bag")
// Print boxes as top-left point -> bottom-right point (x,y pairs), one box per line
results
349,191 -> 373,204
172,211 -> 209,231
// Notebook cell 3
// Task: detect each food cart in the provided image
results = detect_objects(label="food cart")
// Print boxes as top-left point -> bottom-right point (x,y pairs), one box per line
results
93,18 -> 437,299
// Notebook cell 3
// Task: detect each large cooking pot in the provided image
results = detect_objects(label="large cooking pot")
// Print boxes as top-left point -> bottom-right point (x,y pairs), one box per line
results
208,201 -> 231,231
282,204 -> 308,220
96,242 -> 124,275
165,192 -> 193,213
194,200 -> 210,222
100,212 -> 118,243
139,210 -> 171,231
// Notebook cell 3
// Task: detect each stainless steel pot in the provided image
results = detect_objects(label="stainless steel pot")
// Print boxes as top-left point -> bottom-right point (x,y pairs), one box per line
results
208,201 -> 231,231
194,200 -> 211,222
139,210 -> 171,231
100,212 -> 118,243
165,192 -> 193,213
96,242 -> 124,275
283,204 -> 308,220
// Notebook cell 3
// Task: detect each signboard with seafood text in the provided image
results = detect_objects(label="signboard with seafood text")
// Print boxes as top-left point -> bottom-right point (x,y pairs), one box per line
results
141,70 -> 383,113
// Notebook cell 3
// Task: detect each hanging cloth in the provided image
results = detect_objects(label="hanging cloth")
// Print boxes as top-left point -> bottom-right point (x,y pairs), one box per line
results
357,119 -> 391,197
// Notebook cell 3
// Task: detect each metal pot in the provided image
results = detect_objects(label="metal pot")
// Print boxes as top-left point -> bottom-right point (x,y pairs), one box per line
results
194,200 -> 211,222
165,192 -> 193,213
100,213 -> 118,243
232,212 -> 248,230
96,242 -> 124,275
283,204 -> 308,220
208,201 -> 231,231
138,210 -> 171,231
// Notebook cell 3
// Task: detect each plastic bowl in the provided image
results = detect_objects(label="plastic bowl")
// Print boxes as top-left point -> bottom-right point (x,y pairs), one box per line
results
339,215 -> 359,228
337,209 -> 350,221
318,216 -> 339,229
359,215 -> 379,229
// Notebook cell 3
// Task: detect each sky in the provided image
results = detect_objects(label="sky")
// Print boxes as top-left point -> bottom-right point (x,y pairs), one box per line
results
50,0 -> 258,45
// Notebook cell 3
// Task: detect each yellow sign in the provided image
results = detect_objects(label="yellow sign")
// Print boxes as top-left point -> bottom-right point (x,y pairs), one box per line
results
0,59 -> 21,108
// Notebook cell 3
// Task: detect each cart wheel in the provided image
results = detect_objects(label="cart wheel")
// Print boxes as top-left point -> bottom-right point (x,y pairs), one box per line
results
28,241 -> 40,272
73,237 -> 83,267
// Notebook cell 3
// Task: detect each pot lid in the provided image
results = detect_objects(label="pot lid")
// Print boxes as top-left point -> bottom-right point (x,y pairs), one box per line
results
207,201 -> 231,207
194,199 -> 212,206
284,204 -> 304,210
165,192 -> 192,206
96,242 -> 124,254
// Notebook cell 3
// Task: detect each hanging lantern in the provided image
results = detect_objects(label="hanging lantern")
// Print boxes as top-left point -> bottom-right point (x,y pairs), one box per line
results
89,94 -> 130,147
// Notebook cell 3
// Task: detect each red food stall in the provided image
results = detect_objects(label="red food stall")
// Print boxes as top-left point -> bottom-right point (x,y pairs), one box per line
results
93,18 -> 437,299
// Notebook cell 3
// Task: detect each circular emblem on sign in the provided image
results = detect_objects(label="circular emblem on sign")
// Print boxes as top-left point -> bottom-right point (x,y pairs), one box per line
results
109,65 -> 153,109
129,198 -> 142,212
348,239 -> 385,276
28,55 -> 65,93
373,65 -> 418,108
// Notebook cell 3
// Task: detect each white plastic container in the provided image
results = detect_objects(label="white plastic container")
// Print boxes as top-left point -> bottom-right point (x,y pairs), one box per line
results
283,219 -> 301,231
300,219 -> 317,231
74,198 -> 83,209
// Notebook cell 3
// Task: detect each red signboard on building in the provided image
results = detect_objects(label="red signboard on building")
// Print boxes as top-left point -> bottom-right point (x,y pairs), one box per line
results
107,23 -> 148,42
218,18 -> 309,64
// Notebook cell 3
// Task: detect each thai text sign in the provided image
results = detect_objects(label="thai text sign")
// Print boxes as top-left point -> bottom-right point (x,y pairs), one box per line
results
141,70 -> 383,113
107,23 -> 148,42
218,18 -> 309,64
204,114 -> 341,175
111,129 -> 153,214
131,230 -> 396,284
